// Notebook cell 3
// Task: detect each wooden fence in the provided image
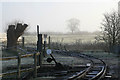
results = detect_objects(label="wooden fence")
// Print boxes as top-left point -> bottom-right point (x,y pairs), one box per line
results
0,52 -> 41,79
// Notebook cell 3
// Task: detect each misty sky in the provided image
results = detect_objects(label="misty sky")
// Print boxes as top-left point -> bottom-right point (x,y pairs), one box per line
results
0,0 -> 119,33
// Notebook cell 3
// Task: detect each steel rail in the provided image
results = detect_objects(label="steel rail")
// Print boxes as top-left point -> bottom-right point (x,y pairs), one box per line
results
54,50 -> 107,80
71,53 -> 107,80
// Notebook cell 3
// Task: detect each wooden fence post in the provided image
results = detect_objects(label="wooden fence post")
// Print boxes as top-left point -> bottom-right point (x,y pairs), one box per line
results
48,36 -> 50,48
60,43 -> 62,50
43,41 -> 46,57
39,52 -> 42,66
64,46 -> 67,51
34,53 -> 37,78
56,42 -> 58,50
18,53 -> 21,79
22,37 -> 24,48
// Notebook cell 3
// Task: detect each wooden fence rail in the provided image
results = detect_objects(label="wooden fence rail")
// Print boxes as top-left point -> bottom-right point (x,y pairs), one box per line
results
0,52 -> 41,79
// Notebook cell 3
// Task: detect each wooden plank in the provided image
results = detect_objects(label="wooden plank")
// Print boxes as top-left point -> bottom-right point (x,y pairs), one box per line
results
0,53 -> 40,61
0,52 -> 41,78
0,66 -> 40,77
0,56 -> 17,60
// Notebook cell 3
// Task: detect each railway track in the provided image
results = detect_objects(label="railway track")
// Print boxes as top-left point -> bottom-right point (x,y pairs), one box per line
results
53,50 -> 107,80
1,46 -> 107,80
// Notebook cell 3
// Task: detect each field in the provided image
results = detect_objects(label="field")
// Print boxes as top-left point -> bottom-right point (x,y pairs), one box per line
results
16,33 -> 107,52
22,34 -> 97,45
1,33 -> 108,57
1,33 -> 120,79
0,32 -> 100,45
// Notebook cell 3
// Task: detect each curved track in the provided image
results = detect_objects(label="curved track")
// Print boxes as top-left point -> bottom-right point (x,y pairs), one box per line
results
54,50 -> 107,80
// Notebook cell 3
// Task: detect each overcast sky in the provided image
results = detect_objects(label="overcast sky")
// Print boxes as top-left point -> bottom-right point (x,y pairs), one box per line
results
0,0 -> 119,33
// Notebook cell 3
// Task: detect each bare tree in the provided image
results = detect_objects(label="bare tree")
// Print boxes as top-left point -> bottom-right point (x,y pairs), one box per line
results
96,12 -> 120,49
67,18 -> 80,33
7,23 -> 28,49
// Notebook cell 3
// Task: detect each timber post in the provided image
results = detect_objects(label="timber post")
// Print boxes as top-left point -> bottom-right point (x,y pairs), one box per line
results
22,37 -> 24,48
37,25 -> 42,66
43,34 -> 47,57
34,52 -> 37,78
17,53 -> 21,79
48,36 -> 51,48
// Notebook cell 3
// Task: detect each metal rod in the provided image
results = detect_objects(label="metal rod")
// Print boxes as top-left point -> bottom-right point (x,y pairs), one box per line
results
50,54 -> 57,64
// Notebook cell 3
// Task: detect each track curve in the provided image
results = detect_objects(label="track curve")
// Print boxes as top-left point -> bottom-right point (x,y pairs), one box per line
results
53,50 -> 107,80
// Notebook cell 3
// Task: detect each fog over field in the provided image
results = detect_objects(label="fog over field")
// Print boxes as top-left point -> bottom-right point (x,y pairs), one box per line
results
0,0 -> 119,33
